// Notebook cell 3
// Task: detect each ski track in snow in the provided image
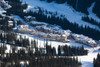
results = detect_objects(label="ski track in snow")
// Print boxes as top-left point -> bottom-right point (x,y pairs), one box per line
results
0,32 -> 100,67
22,0 -> 100,31
0,0 -> 100,67
12,1 -> 100,66
18,33 -> 100,67
88,2 -> 100,23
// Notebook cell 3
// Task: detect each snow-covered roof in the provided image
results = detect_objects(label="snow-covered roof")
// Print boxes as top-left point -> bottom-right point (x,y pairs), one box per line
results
19,25 -> 29,28
66,29 -> 72,33
25,16 -> 32,18
24,16 -> 36,19
31,21 -> 47,25
23,5 -> 39,13
18,28 -> 34,31
72,33 -> 96,45
37,31 -> 48,36
8,21 -> 13,23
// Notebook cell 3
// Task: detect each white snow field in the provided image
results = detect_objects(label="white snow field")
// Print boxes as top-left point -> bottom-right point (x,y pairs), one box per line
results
22,0 -> 100,31
0,32 -> 100,67
0,0 -> 100,67
88,2 -> 100,23
18,33 -> 100,67
12,1 -> 100,66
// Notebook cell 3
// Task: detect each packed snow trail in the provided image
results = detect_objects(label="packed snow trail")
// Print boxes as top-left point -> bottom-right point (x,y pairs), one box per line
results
88,2 -> 100,23
23,0 -> 100,31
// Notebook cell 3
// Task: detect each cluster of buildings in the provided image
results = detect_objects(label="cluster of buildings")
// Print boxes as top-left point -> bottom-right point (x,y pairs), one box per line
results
71,34 -> 97,47
0,0 -> 11,9
0,0 -> 5,6
24,16 -> 36,22
13,23 -> 97,47
13,25 -> 35,34
34,25 -> 71,42
31,22 -> 71,42
14,24 -> 71,42
31,30 -> 70,42
8,20 -> 13,26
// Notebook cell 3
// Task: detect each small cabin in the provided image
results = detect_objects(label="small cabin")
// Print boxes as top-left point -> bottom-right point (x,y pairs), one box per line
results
8,21 -> 13,26
71,34 -> 97,47
19,25 -> 29,29
18,29 -> 35,34
24,16 -> 36,22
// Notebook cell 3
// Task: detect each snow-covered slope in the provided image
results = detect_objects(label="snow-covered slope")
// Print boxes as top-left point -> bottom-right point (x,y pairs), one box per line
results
23,0 -> 100,31
17,33 -> 100,67
0,0 -> 11,16
88,2 -> 100,23
0,6 -> 6,16
21,0 -> 100,67
0,0 -> 100,67
1,31 -> 100,67
78,46 -> 100,67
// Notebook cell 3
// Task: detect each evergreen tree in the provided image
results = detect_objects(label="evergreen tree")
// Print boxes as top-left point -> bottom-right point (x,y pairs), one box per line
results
58,45 -> 61,56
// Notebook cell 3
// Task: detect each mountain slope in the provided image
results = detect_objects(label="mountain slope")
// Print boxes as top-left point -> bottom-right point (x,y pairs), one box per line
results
23,0 -> 100,31
0,0 -> 100,67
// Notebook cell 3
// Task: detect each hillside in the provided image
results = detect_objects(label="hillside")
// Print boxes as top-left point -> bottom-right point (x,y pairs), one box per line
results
23,0 -> 100,30
0,0 -> 100,67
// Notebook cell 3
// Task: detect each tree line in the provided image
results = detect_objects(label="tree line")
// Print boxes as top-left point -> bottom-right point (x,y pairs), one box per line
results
93,53 -> 100,67
40,0 -> 100,17
0,31 -> 84,67
0,44 -> 81,67
0,32 -> 88,56
26,9 -> 100,40
5,0 -> 27,18
93,0 -> 100,18
0,32 -> 85,67
82,16 -> 100,28
0,32 -> 30,47
0,15 -> 17,32
58,45 -> 87,56
4,0 -> 100,40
